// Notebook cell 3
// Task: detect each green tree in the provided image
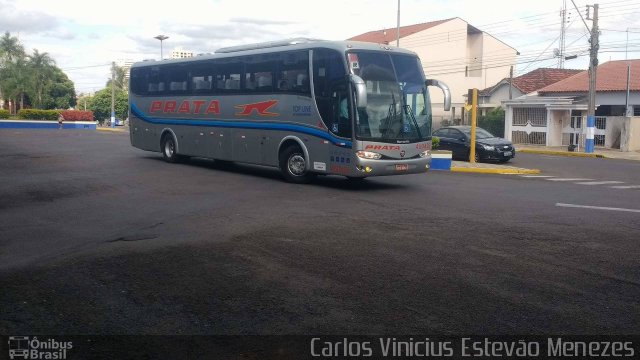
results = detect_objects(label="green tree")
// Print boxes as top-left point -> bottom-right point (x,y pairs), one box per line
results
2,57 -> 31,112
88,88 -> 128,124
42,67 -> 76,109
0,31 -> 27,113
106,63 -> 128,91
28,49 -> 56,109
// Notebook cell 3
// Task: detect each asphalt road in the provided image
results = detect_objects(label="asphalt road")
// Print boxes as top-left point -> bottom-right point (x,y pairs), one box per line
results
510,152 -> 640,184
1,130 -> 639,335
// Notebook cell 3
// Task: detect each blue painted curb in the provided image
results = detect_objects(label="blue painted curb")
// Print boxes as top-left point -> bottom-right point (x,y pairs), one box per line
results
430,151 -> 452,171
0,120 -> 97,130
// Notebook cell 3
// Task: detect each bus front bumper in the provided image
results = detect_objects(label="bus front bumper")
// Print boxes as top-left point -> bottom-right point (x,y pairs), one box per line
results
351,156 -> 432,177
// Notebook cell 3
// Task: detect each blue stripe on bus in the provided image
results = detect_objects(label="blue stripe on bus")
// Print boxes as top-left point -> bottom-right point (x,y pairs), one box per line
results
130,103 -> 352,148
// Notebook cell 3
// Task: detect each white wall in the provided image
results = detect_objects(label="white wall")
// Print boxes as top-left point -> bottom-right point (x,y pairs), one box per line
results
548,110 -> 568,146
481,33 -> 516,91
486,83 -> 523,106
621,117 -> 640,151
401,18 -> 517,118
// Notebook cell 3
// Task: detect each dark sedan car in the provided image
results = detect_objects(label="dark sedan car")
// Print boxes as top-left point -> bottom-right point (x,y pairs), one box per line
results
432,126 -> 515,162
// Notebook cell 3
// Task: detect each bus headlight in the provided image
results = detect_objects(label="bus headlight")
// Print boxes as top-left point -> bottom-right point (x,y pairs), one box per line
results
419,150 -> 431,158
356,151 -> 382,160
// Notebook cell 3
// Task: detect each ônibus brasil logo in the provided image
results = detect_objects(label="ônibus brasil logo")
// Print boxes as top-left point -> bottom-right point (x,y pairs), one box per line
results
8,336 -> 72,360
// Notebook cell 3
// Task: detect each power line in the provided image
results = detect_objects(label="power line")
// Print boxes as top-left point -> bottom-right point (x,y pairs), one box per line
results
62,63 -> 111,71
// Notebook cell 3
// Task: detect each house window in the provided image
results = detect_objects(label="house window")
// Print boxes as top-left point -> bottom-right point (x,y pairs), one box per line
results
634,106 -> 640,117
512,108 -> 547,127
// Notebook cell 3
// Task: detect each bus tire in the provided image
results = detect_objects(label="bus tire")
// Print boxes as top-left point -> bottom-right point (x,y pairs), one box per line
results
161,134 -> 185,163
279,145 -> 315,184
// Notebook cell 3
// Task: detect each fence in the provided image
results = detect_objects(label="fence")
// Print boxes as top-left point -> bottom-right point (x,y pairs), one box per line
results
510,107 -> 548,145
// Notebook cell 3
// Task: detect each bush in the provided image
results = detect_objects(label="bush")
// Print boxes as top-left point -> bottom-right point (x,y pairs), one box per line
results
478,107 -> 505,138
60,110 -> 94,121
17,109 -> 61,120
432,136 -> 440,149
0,109 -> 9,119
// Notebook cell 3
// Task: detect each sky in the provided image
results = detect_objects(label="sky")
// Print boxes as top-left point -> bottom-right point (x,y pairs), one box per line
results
1,0 -> 639,95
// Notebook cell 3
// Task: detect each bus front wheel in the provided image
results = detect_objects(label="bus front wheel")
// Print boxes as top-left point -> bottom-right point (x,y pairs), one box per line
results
279,145 -> 315,184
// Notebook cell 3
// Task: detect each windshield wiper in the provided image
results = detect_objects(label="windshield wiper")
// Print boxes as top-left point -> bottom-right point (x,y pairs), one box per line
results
403,104 -> 422,139
380,93 -> 399,139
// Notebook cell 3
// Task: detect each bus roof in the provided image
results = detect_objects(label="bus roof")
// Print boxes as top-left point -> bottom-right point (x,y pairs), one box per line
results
131,39 -> 418,69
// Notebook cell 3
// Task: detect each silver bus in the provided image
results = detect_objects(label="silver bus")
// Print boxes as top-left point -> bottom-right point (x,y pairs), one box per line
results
129,38 -> 450,183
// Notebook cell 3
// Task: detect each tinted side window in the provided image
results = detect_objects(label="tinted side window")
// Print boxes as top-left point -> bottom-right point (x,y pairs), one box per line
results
213,58 -> 242,93
449,129 -> 464,139
276,51 -> 310,96
147,66 -> 164,94
433,128 -> 449,137
313,48 -> 350,137
190,61 -> 214,94
130,67 -> 147,95
243,54 -> 275,93
164,64 -> 189,95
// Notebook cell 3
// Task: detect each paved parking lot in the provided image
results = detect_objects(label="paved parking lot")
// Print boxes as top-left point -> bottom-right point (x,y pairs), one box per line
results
1,130 -> 639,335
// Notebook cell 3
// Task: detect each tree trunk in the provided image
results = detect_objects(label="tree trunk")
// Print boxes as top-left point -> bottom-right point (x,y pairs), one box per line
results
20,93 -> 24,112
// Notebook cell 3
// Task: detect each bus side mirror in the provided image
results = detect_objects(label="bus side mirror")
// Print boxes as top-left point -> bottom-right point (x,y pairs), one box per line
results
350,74 -> 367,109
425,79 -> 451,111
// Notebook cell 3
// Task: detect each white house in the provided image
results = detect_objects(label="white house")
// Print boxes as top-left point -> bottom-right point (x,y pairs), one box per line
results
478,68 -> 582,115
502,59 -> 640,150
349,18 -> 518,125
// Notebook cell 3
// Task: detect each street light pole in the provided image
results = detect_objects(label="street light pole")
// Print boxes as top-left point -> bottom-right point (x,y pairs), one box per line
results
154,35 -> 169,60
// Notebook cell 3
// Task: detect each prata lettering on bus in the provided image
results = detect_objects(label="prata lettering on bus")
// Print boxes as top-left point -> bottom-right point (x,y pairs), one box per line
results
364,145 -> 401,151
149,100 -> 220,115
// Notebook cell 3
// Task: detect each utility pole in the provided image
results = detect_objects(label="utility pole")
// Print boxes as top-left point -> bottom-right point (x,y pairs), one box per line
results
585,3 -> 599,153
558,0 -> 567,68
110,61 -> 116,128
396,0 -> 401,47
625,64 -> 631,117
509,66 -> 514,100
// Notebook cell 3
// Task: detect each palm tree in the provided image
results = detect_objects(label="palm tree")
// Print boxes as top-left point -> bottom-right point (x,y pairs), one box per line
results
106,63 -> 128,91
0,32 -> 27,113
3,58 -> 30,112
29,49 -> 56,108
0,32 -> 26,63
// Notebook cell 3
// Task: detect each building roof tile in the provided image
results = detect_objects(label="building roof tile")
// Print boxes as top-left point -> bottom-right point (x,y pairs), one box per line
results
538,59 -> 640,93
348,19 -> 454,44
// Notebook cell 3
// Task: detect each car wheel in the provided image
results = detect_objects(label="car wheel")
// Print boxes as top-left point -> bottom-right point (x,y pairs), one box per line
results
468,150 -> 481,163
279,145 -> 315,184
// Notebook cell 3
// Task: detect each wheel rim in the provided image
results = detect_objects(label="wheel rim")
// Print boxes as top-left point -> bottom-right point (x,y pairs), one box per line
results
475,152 -> 480,162
165,139 -> 175,157
288,154 -> 306,176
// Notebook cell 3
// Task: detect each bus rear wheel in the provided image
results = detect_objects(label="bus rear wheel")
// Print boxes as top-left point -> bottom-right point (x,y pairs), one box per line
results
279,145 -> 315,184
161,134 -> 186,163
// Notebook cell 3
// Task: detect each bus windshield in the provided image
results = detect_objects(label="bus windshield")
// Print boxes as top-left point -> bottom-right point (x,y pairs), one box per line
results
349,52 -> 432,143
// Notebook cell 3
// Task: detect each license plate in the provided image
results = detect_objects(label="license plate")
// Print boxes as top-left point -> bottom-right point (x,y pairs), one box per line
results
395,164 -> 408,171
503,151 -> 512,156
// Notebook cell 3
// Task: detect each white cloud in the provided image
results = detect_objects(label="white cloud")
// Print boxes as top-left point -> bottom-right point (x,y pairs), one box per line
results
4,0 -> 639,93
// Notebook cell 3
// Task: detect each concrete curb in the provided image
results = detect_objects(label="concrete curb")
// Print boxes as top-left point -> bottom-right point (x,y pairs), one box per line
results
97,127 -> 127,133
518,148 -> 606,158
450,167 -> 542,175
